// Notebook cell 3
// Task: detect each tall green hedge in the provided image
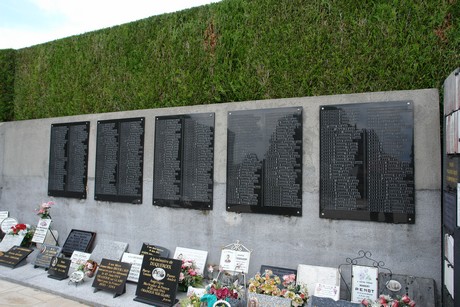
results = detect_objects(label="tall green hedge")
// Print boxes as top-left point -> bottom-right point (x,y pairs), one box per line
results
0,49 -> 16,121
5,0 -> 460,120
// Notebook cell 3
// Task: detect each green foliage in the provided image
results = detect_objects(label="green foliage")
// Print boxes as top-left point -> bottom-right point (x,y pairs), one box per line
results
0,49 -> 16,121
4,0 -> 460,120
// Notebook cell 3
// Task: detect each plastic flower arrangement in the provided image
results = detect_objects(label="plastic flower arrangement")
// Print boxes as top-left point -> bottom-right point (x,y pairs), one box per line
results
178,259 -> 204,291
36,201 -> 54,219
361,294 -> 416,307
8,223 -> 35,247
200,279 -> 240,307
248,270 -> 309,307
179,293 -> 202,307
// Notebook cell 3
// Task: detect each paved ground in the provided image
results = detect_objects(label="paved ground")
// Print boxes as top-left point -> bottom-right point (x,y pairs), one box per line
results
0,279 -> 90,307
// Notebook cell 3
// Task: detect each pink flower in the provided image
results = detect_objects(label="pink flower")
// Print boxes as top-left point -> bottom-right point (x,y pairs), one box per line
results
408,300 -> 416,307
401,295 -> 411,304
188,268 -> 197,276
393,300 -> 399,307
208,265 -> 214,273
361,299 -> 369,306
179,272 -> 184,281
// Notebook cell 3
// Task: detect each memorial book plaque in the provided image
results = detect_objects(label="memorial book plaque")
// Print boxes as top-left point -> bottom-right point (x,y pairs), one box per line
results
92,258 -> 132,298
48,121 -> 89,199
95,117 -> 145,204
140,243 -> 170,258
34,244 -> 62,269
260,265 -> 297,284
61,229 -> 96,257
153,113 -> 214,210
48,256 -> 71,280
0,246 -> 33,268
134,255 -> 182,307
320,101 -> 415,223
226,107 -> 302,216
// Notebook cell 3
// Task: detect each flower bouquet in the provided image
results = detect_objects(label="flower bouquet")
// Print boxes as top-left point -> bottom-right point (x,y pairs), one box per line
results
36,201 -> 54,219
361,294 -> 416,307
8,223 -> 35,247
247,270 -> 309,307
200,279 -> 241,307
178,259 -> 204,292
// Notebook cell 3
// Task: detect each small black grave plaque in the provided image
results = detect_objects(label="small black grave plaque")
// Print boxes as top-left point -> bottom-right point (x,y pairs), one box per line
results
48,256 -> 71,280
134,255 -> 182,306
48,121 -> 89,199
140,243 -> 170,258
34,244 -> 62,269
153,113 -> 214,210
92,258 -> 132,298
61,229 -> 96,257
260,265 -> 297,279
226,107 -> 303,216
95,117 -> 145,204
445,155 -> 460,192
444,191 -> 457,234
320,101 -> 414,223
0,246 -> 33,268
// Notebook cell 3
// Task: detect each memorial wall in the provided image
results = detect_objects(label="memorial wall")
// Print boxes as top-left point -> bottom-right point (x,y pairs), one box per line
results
0,89 -> 441,293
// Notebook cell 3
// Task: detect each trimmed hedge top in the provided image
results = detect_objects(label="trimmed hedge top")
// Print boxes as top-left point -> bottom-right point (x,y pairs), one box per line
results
1,0 -> 459,120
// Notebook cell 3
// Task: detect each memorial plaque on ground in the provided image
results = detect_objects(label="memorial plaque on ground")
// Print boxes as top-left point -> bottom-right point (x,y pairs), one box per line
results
444,191 -> 456,234
95,117 -> 145,204
173,247 -> 208,274
69,251 -> 91,272
0,246 -> 33,268
92,258 -> 132,298
48,256 -> 71,280
134,255 -> 182,307
90,239 -> 128,264
34,244 -> 62,269
121,252 -> 144,283
61,229 -> 96,257
32,218 -> 52,244
48,121 -> 90,199
0,233 -> 25,252
140,243 -> 169,258
226,107 -> 303,216
320,101 -> 414,223
153,113 -> 214,210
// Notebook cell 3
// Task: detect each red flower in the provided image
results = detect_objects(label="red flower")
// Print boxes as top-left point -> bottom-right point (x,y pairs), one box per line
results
361,298 -> 369,306
408,300 -> 416,307
379,296 -> 388,304
393,300 -> 399,307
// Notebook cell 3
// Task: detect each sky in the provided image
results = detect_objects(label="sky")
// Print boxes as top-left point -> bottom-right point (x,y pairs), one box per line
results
0,0 -> 221,49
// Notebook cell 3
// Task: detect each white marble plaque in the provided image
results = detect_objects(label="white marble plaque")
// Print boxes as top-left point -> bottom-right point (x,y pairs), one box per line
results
32,227 -> 48,244
37,218 -> 52,229
219,249 -> 250,273
445,260 -> 454,299
0,211 -> 8,225
174,247 -> 208,274
69,251 -> 91,272
351,265 -> 378,303
0,217 -> 18,233
90,239 -> 128,264
0,233 -> 25,252
121,252 -> 144,282
314,283 -> 340,301
296,264 -> 340,298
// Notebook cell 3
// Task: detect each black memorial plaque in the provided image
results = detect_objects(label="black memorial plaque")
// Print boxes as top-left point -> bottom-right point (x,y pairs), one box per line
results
320,101 -> 414,223
95,117 -> 145,204
140,243 -> 170,258
48,121 -> 89,199
445,155 -> 460,192
134,255 -> 182,307
226,107 -> 302,216
34,244 -> 62,269
0,246 -> 33,268
153,113 -> 214,210
444,191 -> 457,234
48,256 -> 71,280
61,229 -> 96,257
260,265 -> 297,280
92,258 -> 132,298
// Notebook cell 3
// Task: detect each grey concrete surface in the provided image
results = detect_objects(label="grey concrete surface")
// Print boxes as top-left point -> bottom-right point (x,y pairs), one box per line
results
0,89 -> 441,301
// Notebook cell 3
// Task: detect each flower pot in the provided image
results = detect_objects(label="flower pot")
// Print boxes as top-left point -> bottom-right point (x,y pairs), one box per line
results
247,292 -> 291,307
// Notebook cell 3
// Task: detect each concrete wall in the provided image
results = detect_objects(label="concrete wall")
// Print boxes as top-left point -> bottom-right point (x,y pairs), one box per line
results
0,89 -> 441,297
